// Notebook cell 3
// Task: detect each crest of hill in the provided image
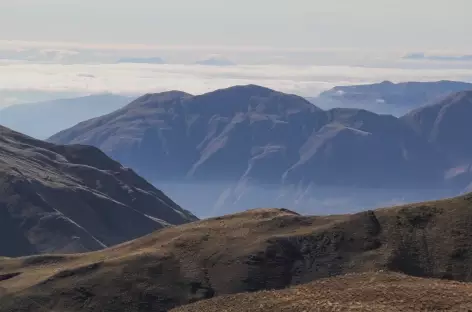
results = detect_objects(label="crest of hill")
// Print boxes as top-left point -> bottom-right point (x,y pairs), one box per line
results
0,125 -> 197,257
1,193 -> 472,311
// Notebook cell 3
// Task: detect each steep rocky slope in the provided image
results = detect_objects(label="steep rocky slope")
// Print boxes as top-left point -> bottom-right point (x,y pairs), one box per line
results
0,125 -> 197,257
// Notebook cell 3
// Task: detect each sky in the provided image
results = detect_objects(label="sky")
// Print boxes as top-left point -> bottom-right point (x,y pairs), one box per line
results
0,0 -> 471,50
0,0 -> 471,107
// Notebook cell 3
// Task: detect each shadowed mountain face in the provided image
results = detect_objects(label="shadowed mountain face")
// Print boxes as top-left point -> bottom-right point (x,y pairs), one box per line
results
310,80 -> 472,116
402,90 -> 472,189
0,94 -> 133,139
49,85 -> 448,190
0,126 -> 197,257
402,90 -> 472,162
1,193 -> 472,311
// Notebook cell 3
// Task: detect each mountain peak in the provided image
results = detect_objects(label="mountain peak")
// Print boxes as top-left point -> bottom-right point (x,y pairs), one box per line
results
211,84 -> 278,94
127,90 -> 193,108
187,84 -> 320,116
136,90 -> 193,101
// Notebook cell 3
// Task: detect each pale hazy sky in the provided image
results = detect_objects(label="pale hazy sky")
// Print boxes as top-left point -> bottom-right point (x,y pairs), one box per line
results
0,0 -> 471,107
0,0 -> 470,50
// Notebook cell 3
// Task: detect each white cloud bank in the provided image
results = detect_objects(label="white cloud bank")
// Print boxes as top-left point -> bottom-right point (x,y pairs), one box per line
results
1,61 -> 472,105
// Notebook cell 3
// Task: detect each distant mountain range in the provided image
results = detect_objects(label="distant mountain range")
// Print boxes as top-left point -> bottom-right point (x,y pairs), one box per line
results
117,57 -> 166,64
309,80 -> 472,116
0,94 -> 133,139
49,85 -> 472,197
0,125 -> 196,257
0,81 -> 468,217
2,80 -> 468,140
195,56 -> 235,66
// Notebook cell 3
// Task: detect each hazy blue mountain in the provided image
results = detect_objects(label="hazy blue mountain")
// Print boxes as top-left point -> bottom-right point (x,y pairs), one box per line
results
402,90 -> 472,161
402,90 -> 472,189
49,85 -> 448,191
0,93 -> 133,139
403,53 -> 472,62
310,80 -> 472,116
0,125 -> 197,257
117,57 -> 166,64
0,89 -> 87,108
195,56 -> 235,66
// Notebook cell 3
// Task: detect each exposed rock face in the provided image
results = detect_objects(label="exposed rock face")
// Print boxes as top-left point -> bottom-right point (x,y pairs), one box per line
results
0,125 -> 197,257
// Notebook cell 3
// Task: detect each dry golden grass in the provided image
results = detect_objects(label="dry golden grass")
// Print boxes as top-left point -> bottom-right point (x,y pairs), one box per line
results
172,271 -> 472,312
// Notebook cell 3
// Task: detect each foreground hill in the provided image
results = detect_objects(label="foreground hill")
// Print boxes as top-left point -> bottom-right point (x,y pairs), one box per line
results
312,80 -> 472,115
173,272 -> 472,312
0,94 -> 132,139
0,126 -> 197,257
1,193 -> 472,311
49,85 -> 446,189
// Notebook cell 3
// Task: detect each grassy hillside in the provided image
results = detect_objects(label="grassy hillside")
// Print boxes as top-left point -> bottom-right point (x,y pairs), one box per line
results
1,193 -> 472,311
172,271 -> 472,312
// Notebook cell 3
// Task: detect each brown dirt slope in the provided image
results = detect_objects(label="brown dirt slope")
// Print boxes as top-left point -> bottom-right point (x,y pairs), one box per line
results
172,271 -> 472,312
1,193 -> 472,311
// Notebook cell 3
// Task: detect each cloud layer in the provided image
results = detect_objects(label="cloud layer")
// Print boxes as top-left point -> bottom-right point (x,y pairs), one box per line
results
1,61 -> 472,104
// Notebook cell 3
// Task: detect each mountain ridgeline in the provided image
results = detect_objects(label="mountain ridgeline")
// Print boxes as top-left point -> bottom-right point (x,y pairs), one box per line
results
0,94 -> 133,139
310,80 -> 472,115
49,85 -> 472,192
0,126 -> 197,257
